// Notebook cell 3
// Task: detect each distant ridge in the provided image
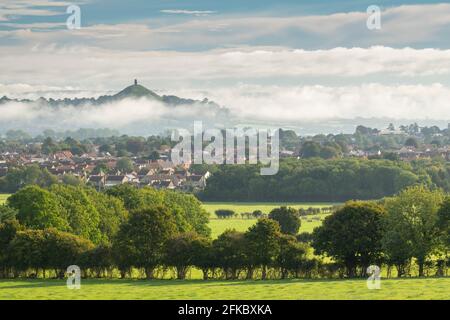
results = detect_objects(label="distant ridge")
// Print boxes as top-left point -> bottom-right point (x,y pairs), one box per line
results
0,80 -> 220,109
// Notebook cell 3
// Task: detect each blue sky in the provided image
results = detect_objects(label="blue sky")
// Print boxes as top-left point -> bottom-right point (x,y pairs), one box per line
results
1,1 -> 450,125
2,0 -> 450,50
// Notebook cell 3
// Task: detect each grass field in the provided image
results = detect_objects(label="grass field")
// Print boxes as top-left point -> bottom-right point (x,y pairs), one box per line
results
203,202 -> 337,216
204,202 -> 333,238
0,278 -> 448,300
209,214 -> 328,238
0,194 -> 10,204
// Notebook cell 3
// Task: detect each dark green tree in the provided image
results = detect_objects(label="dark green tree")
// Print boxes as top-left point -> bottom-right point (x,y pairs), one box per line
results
268,206 -> 301,235
312,201 -> 385,277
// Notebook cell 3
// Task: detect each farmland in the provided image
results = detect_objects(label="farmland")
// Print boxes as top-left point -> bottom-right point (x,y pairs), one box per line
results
0,277 -> 448,300
0,194 -> 9,204
203,202 -> 334,238
202,202 -> 336,216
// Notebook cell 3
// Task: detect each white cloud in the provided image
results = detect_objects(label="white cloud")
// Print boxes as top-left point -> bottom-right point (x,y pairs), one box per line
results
3,3 -> 450,49
160,10 -> 217,16
1,46 -> 450,94
1,83 -> 450,136
0,0 -> 76,22
204,83 -> 450,122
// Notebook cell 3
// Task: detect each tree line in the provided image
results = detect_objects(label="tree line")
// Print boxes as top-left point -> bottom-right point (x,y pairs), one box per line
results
198,158 -> 450,202
0,184 -> 448,280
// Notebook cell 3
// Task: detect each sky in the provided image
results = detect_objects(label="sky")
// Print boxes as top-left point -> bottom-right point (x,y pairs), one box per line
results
1,0 -> 450,132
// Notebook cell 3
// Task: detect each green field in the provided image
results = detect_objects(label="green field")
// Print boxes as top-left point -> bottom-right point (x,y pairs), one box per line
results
209,214 -> 328,238
0,278 -> 448,300
203,202 -> 336,216
204,203 -> 333,238
0,194 -> 10,204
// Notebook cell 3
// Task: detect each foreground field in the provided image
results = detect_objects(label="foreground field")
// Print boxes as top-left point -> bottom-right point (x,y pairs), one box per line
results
0,194 -> 10,204
0,278 -> 448,300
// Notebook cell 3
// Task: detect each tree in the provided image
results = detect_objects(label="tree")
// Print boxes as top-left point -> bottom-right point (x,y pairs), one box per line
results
0,165 -> 58,193
383,186 -> 444,277
312,201 -> 385,277
215,209 -> 235,219
191,237 -> 213,280
8,186 -> 69,231
113,206 -> 178,279
149,150 -> 160,161
252,210 -> 263,219
213,230 -> 247,279
164,232 -> 205,279
162,190 -> 210,237
405,137 -> 419,148
0,219 -> 24,278
85,189 -> 128,243
9,228 -> 93,278
49,185 -> 102,244
268,206 -> 301,235
300,141 -> 321,158
116,157 -> 134,173
80,244 -> 114,278
0,205 -> 17,223
276,234 -> 307,279
245,219 -> 281,280
437,197 -> 450,248
105,184 -> 145,210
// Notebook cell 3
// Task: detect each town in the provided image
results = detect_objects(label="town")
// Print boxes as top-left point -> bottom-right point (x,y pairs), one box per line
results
1,122 -> 450,194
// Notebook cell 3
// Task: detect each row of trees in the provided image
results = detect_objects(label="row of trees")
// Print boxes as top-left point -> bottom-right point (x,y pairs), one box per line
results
198,158 -> 450,202
214,207 -> 336,220
0,185 -> 448,280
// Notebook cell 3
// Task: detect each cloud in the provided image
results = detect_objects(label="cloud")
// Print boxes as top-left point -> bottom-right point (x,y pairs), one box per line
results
0,0 -> 76,22
1,46 -> 450,96
2,83 -> 450,132
3,3 -> 450,50
160,10 -> 217,16
203,83 -> 450,122
0,97 -> 227,135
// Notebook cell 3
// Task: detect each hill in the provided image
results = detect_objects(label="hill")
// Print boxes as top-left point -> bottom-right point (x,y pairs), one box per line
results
0,80 -> 220,109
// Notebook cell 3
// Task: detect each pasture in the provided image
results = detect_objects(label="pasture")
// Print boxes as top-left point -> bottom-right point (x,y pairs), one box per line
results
202,202 -> 336,216
203,202 -> 334,238
0,194 -> 10,204
0,278 -> 448,300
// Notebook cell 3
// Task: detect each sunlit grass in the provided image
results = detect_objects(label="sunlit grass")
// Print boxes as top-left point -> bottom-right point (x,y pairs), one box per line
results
0,194 -> 10,205
0,278 -> 448,300
203,202 -> 334,238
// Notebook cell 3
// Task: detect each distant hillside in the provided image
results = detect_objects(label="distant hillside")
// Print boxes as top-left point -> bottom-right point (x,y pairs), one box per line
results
0,80 -> 221,109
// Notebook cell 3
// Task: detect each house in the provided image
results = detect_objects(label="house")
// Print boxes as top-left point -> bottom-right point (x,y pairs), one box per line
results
183,171 -> 211,190
87,175 -> 106,190
105,175 -> 128,188
141,174 -> 180,187
51,151 -> 74,161
151,180 -> 176,190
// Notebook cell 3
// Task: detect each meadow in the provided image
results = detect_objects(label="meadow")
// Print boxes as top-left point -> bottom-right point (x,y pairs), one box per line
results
202,202 -> 336,216
203,202 -> 333,238
0,277 -> 448,300
0,194 -> 10,204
